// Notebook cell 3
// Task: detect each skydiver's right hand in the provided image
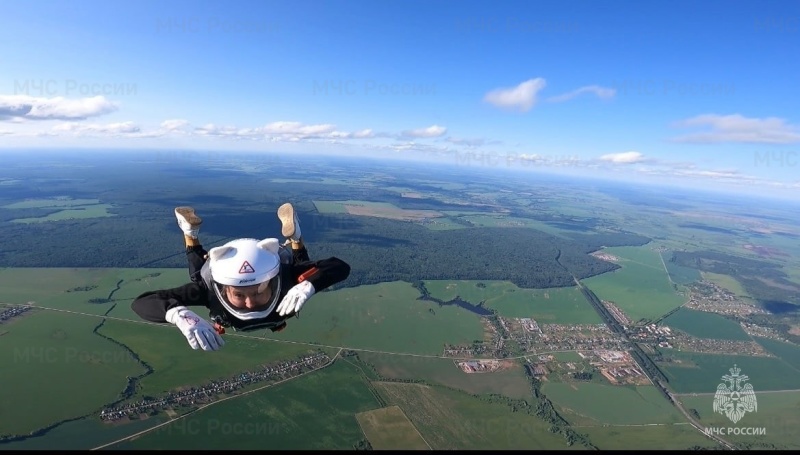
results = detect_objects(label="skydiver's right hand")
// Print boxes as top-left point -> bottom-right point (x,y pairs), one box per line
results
166,306 -> 225,351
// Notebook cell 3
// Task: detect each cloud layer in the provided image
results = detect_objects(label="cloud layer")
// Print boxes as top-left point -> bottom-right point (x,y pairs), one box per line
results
0,95 -> 118,121
671,114 -> 800,144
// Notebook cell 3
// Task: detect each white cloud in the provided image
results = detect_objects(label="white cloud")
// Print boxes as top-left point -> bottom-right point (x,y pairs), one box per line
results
445,137 -> 503,147
0,95 -> 118,121
483,78 -> 546,112
161,119 -> 191,131
599,151 -> 645,164
547,85 -> 616,103
401,125 -> 447,138
671,114 -> 800,144
52,121 -> 140,135
352,129 -> 375,138
262,121 -> 337,137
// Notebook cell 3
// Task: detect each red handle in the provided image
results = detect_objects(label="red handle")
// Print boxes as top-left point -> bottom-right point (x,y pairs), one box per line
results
213,323 -> 226,335
298,267 -> 319,283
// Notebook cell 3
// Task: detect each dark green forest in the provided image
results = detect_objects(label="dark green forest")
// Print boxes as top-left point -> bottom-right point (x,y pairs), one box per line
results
670,250 -> 800,307
0,151 -> 651,290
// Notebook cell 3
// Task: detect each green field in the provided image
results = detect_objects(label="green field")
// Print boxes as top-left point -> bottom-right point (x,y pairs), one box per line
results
424,280 -> 601,324
754,336 -> 800,371
373,381 -> 579,449
261,281 -> 484,355
0,415 -> 171,450
422,217 -> 470,230
663,308 -> 750,340
113,360 -> 381,450
1,197 -> 102,209
661,251 -> 702,285
542,383 -> 686,426
355,406 -> 430,450
355,351 -> 533,400
97,318 -> 323,398
700,272 -> 755,300
311,200 -> 350,213
550,351 -> 585,362
312,199 -> 397,214
11,204 -> 116,223
582,246 -> 687,322
1,197 -> 117,223
0,311 -> 147,436
679,391 -> 800,449
271,178 -> 351,185
0,267 -> 191,316
659,351 -> 800,393
580,424 -> 720,450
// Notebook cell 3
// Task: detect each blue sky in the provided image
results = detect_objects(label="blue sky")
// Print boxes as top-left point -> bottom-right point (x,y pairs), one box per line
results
1,0 -> 799,199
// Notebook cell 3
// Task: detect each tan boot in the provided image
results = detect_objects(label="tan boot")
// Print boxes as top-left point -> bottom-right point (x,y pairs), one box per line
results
277,203 -> 303,250
175,206 -> 202,247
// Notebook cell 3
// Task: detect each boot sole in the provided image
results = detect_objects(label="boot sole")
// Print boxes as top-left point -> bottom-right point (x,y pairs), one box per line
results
175,206 -> 202,226
277,203 -> 296,238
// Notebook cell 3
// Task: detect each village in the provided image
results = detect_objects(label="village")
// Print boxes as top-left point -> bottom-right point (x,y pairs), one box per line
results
684,280 -> 769,317
100,352 -> 330,423
443,316 -> 630,358
0,304 -> 33,324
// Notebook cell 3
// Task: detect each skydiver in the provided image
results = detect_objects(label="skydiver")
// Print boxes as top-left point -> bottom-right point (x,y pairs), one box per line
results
131,203 -> 351,351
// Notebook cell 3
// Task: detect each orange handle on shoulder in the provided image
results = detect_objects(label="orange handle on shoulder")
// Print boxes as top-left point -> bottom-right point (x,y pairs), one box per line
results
298,267 -> 319,283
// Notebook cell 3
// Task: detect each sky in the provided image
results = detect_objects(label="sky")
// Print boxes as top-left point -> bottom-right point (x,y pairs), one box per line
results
1,0 -> 799,200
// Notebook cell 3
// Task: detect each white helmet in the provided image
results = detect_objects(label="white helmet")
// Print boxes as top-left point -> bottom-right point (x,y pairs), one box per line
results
207,238 -> 282,321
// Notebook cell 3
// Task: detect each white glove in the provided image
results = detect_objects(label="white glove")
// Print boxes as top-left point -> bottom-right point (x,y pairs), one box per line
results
276,281 -> 315,316
166,306 -> 225,351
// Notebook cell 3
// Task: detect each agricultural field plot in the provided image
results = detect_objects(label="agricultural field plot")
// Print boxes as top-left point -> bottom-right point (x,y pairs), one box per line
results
408,181 -> 468,191
355,351 -> 532,400
355,406 -> 430,450
0,267 -> 191,317
1,196 -> 117,223
700,272 -> 755,301
663,308 -> 750,341
579,423 -> 720,450
271,178 -> 351,185
541,383 -> 685,426
261,281 -> 484,356
657,351 -> 800,393
310,200 -> 350,214
0,414 -> 171,450
0,311 -> 147,437
582,246 -> 686,322
113,360 -> 382,450
445,213 -> 592,238
312,200 -> 443,221
424,280 -> 601,324
661,252 -> 702,285
379,186 -> 431,199
1,197 -> 102,209
678,391 -> 800,449
419,217 -> 470,230
754,336 -> 800,371
372,382 -> 579,450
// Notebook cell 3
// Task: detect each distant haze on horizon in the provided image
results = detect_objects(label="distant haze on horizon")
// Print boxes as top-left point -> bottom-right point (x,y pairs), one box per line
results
4,146 -> 800,207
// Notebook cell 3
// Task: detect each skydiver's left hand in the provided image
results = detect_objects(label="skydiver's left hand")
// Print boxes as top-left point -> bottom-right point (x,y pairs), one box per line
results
277,281 -> 315,316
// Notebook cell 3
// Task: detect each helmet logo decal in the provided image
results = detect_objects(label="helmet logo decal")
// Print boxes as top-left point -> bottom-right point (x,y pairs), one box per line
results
238,260 -> 255,273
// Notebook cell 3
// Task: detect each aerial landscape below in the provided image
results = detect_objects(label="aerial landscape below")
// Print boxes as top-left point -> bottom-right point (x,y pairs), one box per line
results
1,151 -> 799,450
